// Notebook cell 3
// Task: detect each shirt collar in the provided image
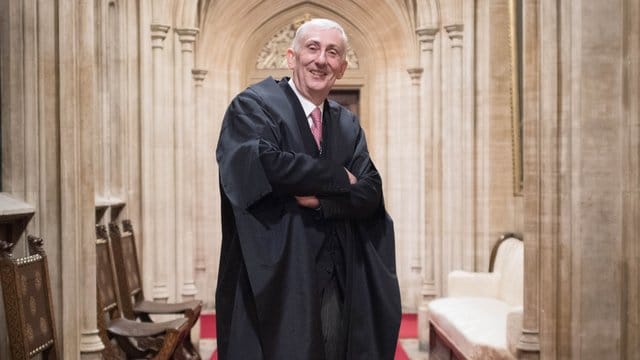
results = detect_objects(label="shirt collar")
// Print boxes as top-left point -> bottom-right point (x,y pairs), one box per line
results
288,78 -> 323,119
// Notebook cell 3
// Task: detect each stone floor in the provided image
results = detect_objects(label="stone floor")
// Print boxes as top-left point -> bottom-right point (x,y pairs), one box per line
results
401,339 -> 430,359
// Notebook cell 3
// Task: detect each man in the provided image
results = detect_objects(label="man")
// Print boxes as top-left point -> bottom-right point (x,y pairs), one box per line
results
215,18 -> 400,359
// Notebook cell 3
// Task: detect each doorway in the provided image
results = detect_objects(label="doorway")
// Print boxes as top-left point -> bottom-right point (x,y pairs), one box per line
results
328,89 -> 360,117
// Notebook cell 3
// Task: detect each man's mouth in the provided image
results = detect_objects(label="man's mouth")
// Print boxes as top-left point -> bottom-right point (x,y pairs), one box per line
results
310,70 -> 327,77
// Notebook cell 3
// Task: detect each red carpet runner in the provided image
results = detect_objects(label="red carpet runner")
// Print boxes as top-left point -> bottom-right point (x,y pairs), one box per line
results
201,313 -> 417,360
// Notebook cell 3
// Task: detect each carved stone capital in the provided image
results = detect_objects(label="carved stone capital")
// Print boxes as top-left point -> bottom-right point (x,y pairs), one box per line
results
150,24 -> 170,49
175,28 -> 199,45
444,24 -> 464,48
416,27 -> 439,52
407,67 -> 424,85
192,69 -> 208,84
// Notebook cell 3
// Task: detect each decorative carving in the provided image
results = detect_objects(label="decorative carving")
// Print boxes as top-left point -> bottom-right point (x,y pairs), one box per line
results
34,270 -> 42,291
40,317 -> 48,335
27,235 -> 45,256
20,274 -> 28,296
0,239 -> 17,258
96,224 -> 109,241
256,16 -> 359,70
122,219 -> 133,233
26,324 -> 34,343
30,296 -> 37,315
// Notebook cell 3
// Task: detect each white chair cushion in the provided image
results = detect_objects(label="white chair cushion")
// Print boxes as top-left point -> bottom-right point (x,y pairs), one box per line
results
429,297 -> 516,360
492,237 -> 524,307
448,270 -> 501,298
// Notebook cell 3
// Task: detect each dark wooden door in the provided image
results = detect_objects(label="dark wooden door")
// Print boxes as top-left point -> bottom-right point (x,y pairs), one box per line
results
328,90 -> 360,117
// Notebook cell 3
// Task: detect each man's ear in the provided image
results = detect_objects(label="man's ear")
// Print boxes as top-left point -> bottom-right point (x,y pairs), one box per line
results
336,59 -> 348,79
286,48 -> 296,70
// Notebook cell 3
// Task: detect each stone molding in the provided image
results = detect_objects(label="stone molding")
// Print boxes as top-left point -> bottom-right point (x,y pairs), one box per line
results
416,27 -> 439,52
176,27 -> 199,49
192,68 -> 208,82
444,24 -> 464,48
407,67 -> 424,84
150,23 -> 170,48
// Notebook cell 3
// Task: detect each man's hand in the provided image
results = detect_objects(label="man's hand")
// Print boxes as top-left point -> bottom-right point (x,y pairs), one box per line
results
295,196 -> 320,209
345,168 -> 357,184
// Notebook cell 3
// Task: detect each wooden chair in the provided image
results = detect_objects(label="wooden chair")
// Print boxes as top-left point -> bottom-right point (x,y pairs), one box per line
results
108,220 -> 202,358
96,224 -> 190,359
0,235 -> 59,359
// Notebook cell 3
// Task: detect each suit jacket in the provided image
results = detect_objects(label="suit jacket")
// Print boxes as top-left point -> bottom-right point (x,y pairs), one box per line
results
215,76 -> 401,360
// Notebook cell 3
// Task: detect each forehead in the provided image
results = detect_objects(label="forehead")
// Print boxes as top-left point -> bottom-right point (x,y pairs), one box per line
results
301,27 -> 346,49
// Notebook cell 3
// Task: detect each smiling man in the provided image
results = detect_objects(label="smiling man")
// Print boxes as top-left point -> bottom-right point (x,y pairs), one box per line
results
215,19 -> 401,359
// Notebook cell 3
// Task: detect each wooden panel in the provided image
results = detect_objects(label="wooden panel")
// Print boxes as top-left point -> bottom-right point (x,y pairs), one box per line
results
328,89 -> 360,117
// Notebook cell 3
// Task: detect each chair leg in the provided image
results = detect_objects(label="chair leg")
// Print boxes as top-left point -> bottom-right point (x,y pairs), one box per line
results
150,330 -> 183,360
182,333 -> 201,359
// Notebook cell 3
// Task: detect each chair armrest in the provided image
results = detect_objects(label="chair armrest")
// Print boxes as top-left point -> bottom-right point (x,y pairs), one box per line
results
447,270 -> 501,297
506,306 -> 523,357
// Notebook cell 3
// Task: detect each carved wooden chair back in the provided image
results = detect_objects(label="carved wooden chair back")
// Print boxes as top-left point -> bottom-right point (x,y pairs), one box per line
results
95,224 -> 128,359
95,224 -> 191,360
0,235 -> 59,359
108,220 -> 143,318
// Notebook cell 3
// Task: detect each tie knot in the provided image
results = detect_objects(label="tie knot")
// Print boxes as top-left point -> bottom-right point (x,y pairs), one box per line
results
311,107 -> 322,126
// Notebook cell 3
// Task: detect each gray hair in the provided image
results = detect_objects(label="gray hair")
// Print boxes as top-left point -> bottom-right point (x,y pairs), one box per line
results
292,18 -> 348,59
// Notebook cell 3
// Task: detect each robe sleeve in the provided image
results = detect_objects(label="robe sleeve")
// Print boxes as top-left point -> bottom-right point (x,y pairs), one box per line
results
319,127 -> 382,220
216,90 -> 350,210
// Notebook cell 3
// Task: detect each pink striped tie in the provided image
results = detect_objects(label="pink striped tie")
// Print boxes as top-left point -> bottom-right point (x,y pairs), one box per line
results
310,107 -> 322,150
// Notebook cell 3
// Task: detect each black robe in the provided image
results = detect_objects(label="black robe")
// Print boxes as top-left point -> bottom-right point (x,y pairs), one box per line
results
215,77 -> 401,360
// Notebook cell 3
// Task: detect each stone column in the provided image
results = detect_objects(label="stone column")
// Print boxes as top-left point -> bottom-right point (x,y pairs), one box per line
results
77,1 -> 103,357
175,28 -> 199,303
522,0 -> 636,357
441,24 -> 464,290
150,22 -> 171,302
192,68 -> 208,289
416,26 -> 439,351
407,67 -> 424,311
58,0 -> 103,357
622,0 -> 640,356
519,0 -> 542,355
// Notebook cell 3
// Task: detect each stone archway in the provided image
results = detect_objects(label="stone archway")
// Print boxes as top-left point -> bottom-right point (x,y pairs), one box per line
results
196,0 -> 425,312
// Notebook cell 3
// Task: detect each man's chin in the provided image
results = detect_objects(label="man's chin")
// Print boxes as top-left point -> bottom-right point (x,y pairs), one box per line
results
308,80 -> 334,92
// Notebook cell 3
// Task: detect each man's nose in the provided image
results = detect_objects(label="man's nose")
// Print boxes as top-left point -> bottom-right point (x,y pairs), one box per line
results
315,50 -> 327,65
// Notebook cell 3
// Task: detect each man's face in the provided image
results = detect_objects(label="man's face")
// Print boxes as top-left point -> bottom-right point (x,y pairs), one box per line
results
287,27 -> 348,105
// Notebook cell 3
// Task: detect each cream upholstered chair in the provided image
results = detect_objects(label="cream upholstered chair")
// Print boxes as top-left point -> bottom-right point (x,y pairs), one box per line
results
428,233 -> 523,360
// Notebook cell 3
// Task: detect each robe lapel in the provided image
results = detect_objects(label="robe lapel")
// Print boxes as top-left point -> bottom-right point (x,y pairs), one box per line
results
277,80 -> 321,157
323,101 -> 347,165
